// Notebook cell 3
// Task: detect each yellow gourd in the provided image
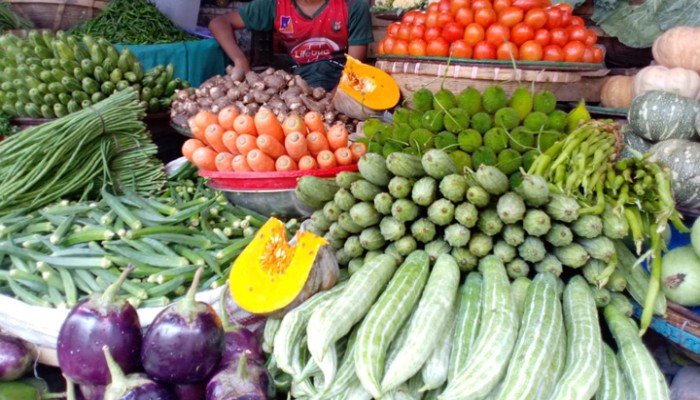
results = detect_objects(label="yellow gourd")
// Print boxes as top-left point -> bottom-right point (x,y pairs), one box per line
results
333,55 -> 401,120
229,218 -> 337,316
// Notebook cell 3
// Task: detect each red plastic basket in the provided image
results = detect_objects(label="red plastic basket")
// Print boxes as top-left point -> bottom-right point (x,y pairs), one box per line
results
198,164 -> 359,190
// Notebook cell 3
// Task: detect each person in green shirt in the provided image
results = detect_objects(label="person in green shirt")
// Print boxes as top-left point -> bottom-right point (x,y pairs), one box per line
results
210,0 -> 374,91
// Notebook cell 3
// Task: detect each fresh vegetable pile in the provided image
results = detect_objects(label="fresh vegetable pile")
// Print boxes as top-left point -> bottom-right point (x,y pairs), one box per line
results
0,30 -> 188,118
660,218 -> 700,307
171,66 -> 358,132
0,110 -> 17,137
69,0 -> 197,45
377,0 -> 604,63
362,84 -> 574,176
0,1 -> 32,31
183,106 -> 367,172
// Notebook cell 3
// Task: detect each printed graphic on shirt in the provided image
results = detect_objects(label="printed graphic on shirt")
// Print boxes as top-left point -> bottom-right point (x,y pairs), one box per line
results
290,37 -> 341,64
279,15 -> 293,33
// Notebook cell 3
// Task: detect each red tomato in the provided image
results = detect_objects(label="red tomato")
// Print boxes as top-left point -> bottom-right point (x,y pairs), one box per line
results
567,25 -> 588,42
438,0 -> 452,13
542,44 -> 564,61
410,24 -> 426,39
437,13 -> 455,28
454,7 -> 474,26
450,39 -> 473,58
402,10 -> 421,24
524,8 -> 547,29
486,23 -> 510,46
496,41 -> 519,60
493,0 -> 512,13
426,37 -> 450,56
425,27 -> 442,41
383,37 -> 397,54
442,22 -> 465,43
464,22 -> 486,46
475,7 -> 497,27
409,39 -> 428,56
498,7 -> 524,27
414,13 -> 427,25
511,22 -> 534,46
519,40 -> 543,60
550,28 -> 568,47
512,0 -> 551,10
387,22 -> 401,38
545,7 -> 562,29
377,39 -> 385,55
450,0 -> 470,15
427,3 -> 439,13
582,46 -> 595,63
471,0 -> 492,10
562,40 -> 585,62
556,3 -> 573,26
398,24 -> 412,40
569,16 -> 585,27
584,29 -> 598,46
473,40 -> 497,59
425,12 -> 440,28
592,46 -> 604,63
533,28 -> 551,46
392,39 -> 409,55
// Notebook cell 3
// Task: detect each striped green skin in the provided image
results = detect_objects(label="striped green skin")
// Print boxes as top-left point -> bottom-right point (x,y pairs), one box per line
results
274,283 -> 347,376
447,272 -> 483,383
290,340 -> 317,398
595,344 -> 629,400
321,329 -> 359,399
346,380 -> 373,400
604,305 -> 670,400
439,256 -> 518,400
490,272 -> 563,400
381,254 -> 461,393
355,251 -> 430,399
421,310 -> 456,392
263,318 -> 282,354
537,315 -> 567,398
510,277 -> 532,321
613,241 -> 667,316
385,307 -> 417,370
548,276 -> 603,400
307,255 -> 398,388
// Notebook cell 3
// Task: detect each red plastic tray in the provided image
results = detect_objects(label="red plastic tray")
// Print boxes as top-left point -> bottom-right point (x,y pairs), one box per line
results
198,164 -> 359,190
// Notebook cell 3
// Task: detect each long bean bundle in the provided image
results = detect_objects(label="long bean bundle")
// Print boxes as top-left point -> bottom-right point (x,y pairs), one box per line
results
0,1 -> 32,30
0,90 -> 164,216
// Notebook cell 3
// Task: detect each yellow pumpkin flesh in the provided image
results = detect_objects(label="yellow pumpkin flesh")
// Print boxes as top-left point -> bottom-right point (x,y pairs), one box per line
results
337,55 -> 400,111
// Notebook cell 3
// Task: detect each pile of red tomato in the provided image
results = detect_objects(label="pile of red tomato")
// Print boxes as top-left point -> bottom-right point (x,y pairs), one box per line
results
377,0 -> 604,63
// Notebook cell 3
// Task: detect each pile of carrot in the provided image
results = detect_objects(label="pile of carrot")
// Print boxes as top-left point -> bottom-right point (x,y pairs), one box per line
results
182,106 -> 366,172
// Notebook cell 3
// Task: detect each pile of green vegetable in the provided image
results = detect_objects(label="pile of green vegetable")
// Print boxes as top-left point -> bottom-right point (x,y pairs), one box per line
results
360,84 -> 585,177
69,0 -> 197,45
0,1 -> 32,31
0,90 -> 163,216
0,110 -> 17,137
0,30 -> 188,118
262,251 -> 669,399
0,166 -> 269,309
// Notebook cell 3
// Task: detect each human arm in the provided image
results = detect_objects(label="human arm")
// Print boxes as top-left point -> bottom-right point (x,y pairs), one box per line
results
209,11 -> 251,72
348,44 -> 368,61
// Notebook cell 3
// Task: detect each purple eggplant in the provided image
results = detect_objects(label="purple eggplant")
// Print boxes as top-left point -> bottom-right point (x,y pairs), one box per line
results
221,289 -> 266,337
80,384 -> 106,400
171,383 -> 206,400
221,325 -> 265,368
0,333 -> 36,381
206,356 -> 275,400
57,267 -> 142,386
141,268 -> 224,384
102,346 -> 174,400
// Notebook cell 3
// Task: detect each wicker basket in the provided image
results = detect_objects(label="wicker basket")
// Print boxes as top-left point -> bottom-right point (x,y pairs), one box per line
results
7,0 -> 107,31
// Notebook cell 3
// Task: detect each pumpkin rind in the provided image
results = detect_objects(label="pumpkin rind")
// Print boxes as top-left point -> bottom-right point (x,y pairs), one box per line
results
652,27 -> 700,73
649,139 -> 700,209
627,91 -> 700,141
633,65 -> 700,99
600,75 -> 634,109
620,126 -> 653,159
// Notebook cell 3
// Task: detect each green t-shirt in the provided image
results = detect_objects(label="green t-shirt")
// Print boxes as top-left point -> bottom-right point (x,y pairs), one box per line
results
239,0 -> 373,90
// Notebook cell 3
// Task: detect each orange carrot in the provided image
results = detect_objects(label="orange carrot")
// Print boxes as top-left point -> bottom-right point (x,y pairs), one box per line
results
222,130 -> 239,155
193,111 -> 218,132
215,152 -> 235,171
232,155 -> 252,171
256,134 -> 286,159
218,106 -> 240,131
246,149 -> 276,172
349,142 -> 367,161
304,111 -> 326,134
182,138 -> 205,162
306,131 -> 330,156
188,119 -> 206,142
282,115 -> 307,136
284,132 -> 309,161
316,150 -> 337,169
326,124 -> 349,151
233,114 -> 257,136
334,147 -> 354,166
298,155 -> 318,170
204,124 -> 227,152
191,146 -> 218,171
275,155 -> 298,171
235,134 -> 257,156
254,108 -> 285,142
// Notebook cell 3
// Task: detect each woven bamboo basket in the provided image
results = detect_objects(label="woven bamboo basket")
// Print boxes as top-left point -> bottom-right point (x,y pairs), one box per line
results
665,302 -> 700,363
7,0 -> 107,31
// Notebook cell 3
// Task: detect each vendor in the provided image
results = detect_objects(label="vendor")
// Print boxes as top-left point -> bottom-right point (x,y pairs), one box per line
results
209,0 -> 373,91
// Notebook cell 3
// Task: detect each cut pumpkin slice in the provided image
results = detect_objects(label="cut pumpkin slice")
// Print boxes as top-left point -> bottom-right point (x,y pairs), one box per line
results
333,55 -> 401,120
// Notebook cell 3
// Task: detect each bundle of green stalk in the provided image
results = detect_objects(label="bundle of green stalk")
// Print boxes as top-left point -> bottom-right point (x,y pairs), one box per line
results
0,176 -> 272,309
0,1 -> 32,31
69,0 -> 196,45
0,30 -> 188,118
528,118 -> 684,332
0,89 -> 164,217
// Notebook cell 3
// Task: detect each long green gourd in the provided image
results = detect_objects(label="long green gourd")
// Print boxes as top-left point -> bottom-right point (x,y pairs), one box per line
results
595,344 -> 629,400
447,272 -> 483,383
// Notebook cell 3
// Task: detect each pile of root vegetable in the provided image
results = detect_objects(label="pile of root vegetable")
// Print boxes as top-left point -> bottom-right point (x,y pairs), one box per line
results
171,66 -> 360,133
